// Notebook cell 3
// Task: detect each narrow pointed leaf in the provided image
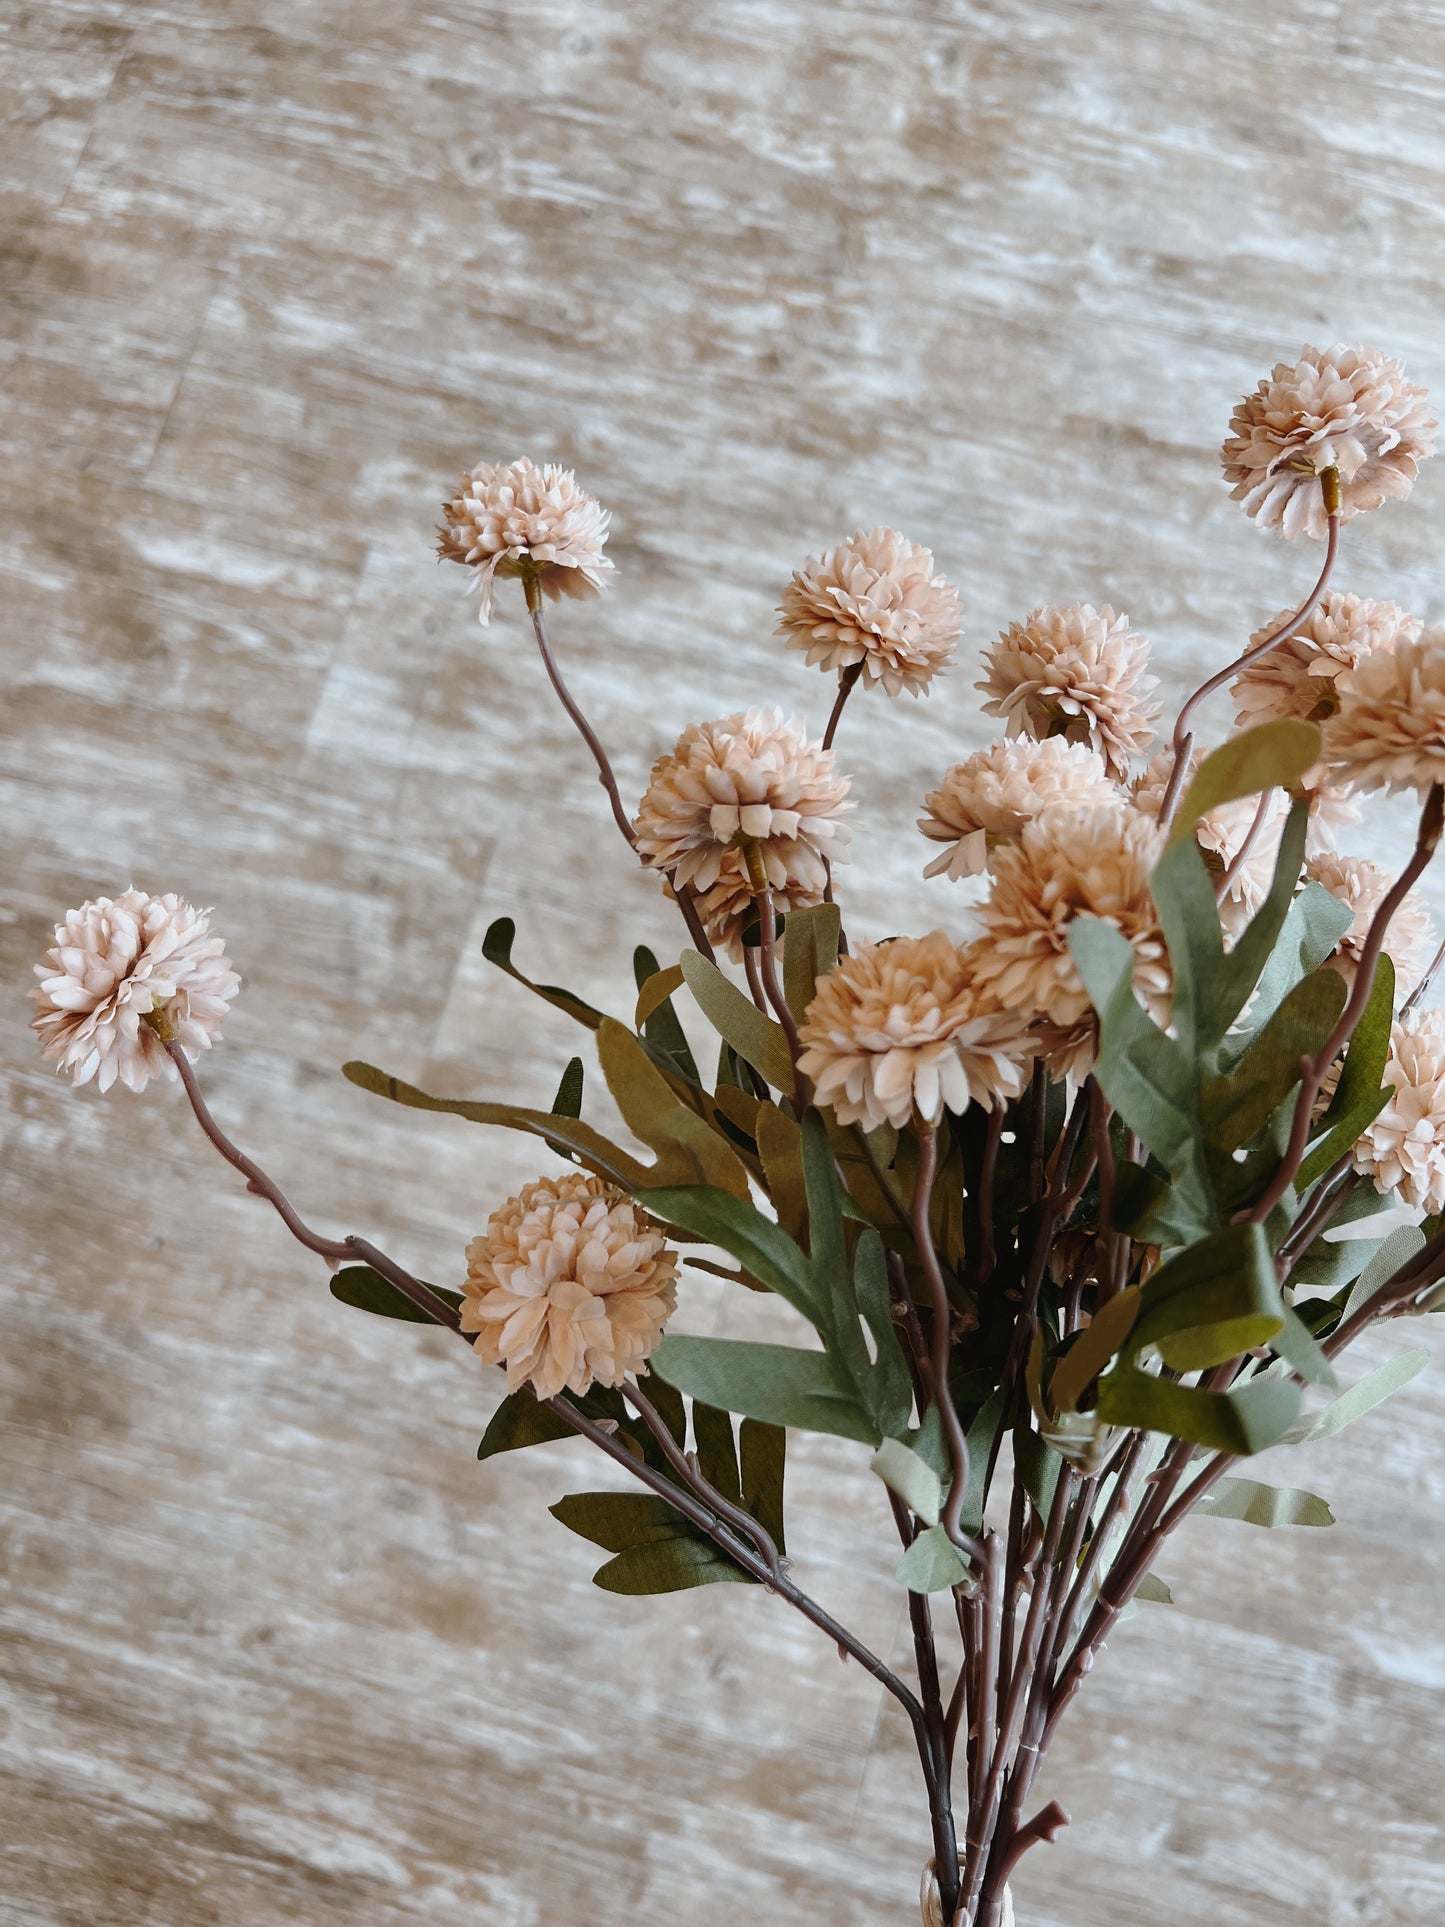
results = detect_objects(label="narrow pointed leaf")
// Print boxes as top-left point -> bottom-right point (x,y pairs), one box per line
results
1195,1477 -> 1335,1527
482,917 -> 604,1029
551,1056 -> 584,1119
591,1537 -> 751,1593
680,949 -> 794,1090
1170,722 -> 1321,843
1278,1346 -> 1430,1444
637,1185 -> 820,1323
739,1418 -> 787,1550
597,1018 -> 751,1198
896,1522 -> 972,1594
329,1264 -> 462,1324
783,903 -> 841,1022
651,1335 -> 878,1443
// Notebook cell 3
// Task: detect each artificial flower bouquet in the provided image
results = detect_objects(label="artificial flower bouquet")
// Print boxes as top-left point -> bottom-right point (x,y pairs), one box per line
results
32,345 -> 1445,1927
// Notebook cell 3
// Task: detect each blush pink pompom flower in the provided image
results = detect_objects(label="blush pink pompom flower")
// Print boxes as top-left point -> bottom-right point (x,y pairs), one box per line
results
32,890 -> 240,1094
437,458 -> 613,623
918,738 -> 1119,881
1221,346 -> 1436,540
978,605 -> 1160,782
1305,851 -> 1436,994
1349,1008 -> 1445,1214
1323,631 -> 1445,799
461,1174 -> 679,1400
777,528 -> 961,697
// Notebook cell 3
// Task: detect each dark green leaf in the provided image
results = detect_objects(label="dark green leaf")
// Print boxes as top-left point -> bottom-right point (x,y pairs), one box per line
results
638,1185 -> 821,1324
756,1102 -> 808,1241
482,917 -> 604,1029
477,1383 -> 626,1461
1096,1359 -> 1302,1453
958,1386 -> 1007,1536
692,1402 -> 742,1506
550,1490 -> 691,1552
1203,799 -> 1309,1043
1129,1222 -> 1284,1370
1223,880 -> 1353,1062
1200,969 -> 1346,1154
329,1264 -> 462,1324
651,1335 -> 878,1444
591,1537 -> 752,1594
680,950 -> 795,1091
783,903 -> 841,1022
739,1417 -> 786,1550
633,945 -> 701,1083
551,1056 -> 584,1119
1151,832 -> 1225,1054
1295,954 -> 1395,1191
850,1228 -> 915,1439
1015,1427 -> 1063,1522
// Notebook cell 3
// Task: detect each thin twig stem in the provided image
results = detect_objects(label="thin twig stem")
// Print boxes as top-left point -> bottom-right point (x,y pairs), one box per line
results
823,661 -> 863,752
526,586 -> 637,848
914,1124 -> 987,1568
1402,928 -> 1445,1016
621,1379 -> 786,1583
753,880 -> 810,1115
1216,786 -> 1275,905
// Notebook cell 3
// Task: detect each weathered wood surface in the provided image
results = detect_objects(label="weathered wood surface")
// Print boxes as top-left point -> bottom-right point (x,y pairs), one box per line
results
3,3 -> 1445,1923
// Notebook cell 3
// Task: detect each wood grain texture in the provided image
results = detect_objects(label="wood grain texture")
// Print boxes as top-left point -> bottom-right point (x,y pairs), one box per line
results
3,3 -> 1445,1923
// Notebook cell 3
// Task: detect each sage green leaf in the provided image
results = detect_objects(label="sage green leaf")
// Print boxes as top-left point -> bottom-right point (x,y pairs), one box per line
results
1278,1346 -> 1429,1444
597,1018 -> 751,1198
1016,1427 -> 1063,1522
1224,881 -> 1353,1061
1296,954 -> 1394,1191
871,1437 -> 942,1525
633,946 -> 701,1084
1202,798 -> 1308,1044
1195,1477 -> 1335,1527
850,1229 -> 915,1439
739,1417 -> 786,1550
1135,1573 -> 1174,1604
1270,1302 -> 1338,1388
958,1387 -> 1008,1536
756,1102 -> 808,1241
800,1108 -> 848,1290
551,1056 -> 584,1119
1341,1222 -> 1427,1321
896,1521 -> 973,1593
1200,968 -> 1346,1154
692,1402 -> 742,1507
1049,1287 -> 1143,1416
591,1536 -> 752,1593
783,902 -> 841,1022
1170,722 -> 1322,843
1151,832 -> 1224,1054
329,1265 -> 462,1324
482,917 -> 604,1029
638,1185 -> 821,1323
1130,1222 -> 1284,1370
1096,1358 -> 1302,1453
343,1061 -> 655,1190
680,949 -> 794,1090
651,1335 -> 878,1444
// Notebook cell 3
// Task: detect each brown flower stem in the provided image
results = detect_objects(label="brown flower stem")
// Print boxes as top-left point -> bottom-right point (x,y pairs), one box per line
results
621,1379 -> 787,1582
914,1123 -> 987,1569
1051,1429 -> 1152,1656
1401,928 -> 1445,1016
822,660 -> 864,752
888,1491 -> 959,1848
1089,1078 -> 1122,1306
1251,782 -> 1444,1225
525,583 -> 638,850
992,1800 -> 1071,1889
1164,498 -> 1341,816
1027,1061 -> 1048,1202
675,885 -> 718,964
1275,1155 -> 1357,1272
1215,786 -> 1275,905
752,881 -> 811,1115
742,940 -> 771,1016
969,1103 -> 1004,1289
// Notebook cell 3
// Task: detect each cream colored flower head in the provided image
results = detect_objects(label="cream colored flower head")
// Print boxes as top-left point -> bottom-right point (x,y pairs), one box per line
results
1132,748 -> 1286,931
437,457 -> 613,624
461,1174 -> 679,1400
777,528 -> 961,698
32,889 -> 240,1094
978,604 -> 1160,782
1324,630 -> 1445,798
797,932 -> 1029,1132
918,738 -> 1118,881
1305,851 -> 1436,992
1222,345 -> 1437,540
1351,1008 -> 1445,1213
1232,593 -> 1422,735
634,708 -> 852,956
970,804 -> 1170,1073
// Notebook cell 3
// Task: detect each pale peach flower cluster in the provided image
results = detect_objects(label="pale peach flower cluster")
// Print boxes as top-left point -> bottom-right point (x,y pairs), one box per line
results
1232,593 -> 1422,733
634,708 -> 852,955
1222,345 -> 1437,539
461,1174 -> 679,1400
1132,748 -> 1287,930
437,458 -> 614,623
31,890 -> 239,1094
797,933 -> 1029,1132
918,738 -> 1118,881
778,528 -> 961,698
1350,1008 -> 1445,1213
1305,852 -> 1436,993
977,604 -> 1159,782
1324,631 -> 1445,799
971,805 -> 1170,1077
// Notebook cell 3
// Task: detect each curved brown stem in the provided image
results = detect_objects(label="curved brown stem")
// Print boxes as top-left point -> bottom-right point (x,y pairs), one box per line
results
1216,786 -> 1275,905
525,584 -> 637,849
914,1124 -> 986,1568
822,660 -> 863,751
621,1379 -> 786,1583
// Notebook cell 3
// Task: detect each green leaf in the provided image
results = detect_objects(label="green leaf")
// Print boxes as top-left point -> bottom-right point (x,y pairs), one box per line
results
1278,1346 -> 1430,1444
329,1264 -> 462,1324
482,917 -> 604,1029
633,947 -> 701,1084
592,1537 -> 752,1594
1049,1287 -> 1142,1416
551,1056 -> 584,1119
1129,1222 -> 1284,1370
550,1490 -> 691,1552
477,1383 -> 627,1461
343,1061 -> 655,1191
783,903 -> 841,1022
1341,1223 -> 1427,1321
651,1335 -> 878,1444
1096,1358 -> 1302,1453
1225,881 -> 1353,1059
1195,1477 -> 1335,1527
597,1018 -> 752,1198
1135,1573 -> 1174,1604
638,1185 -> 821,1324
1270,1302 -> 1338,1388
1200,969 -> 1346,1154
871,1437 -> 941,1525
1170,722 -> 1322,843
691,1402 -> 742,1507
1204,799 -> 1310,1044
1151,832 -> 1225,1055
958,1387 -> 1008,1536
739,1417 -> 786,1550
850,1229 -> 915,1439
896,1522 -> 972,1594
680,949 -> 794,1091
756,1102 -> 808,1241
1016,1427 -> 1063,1522
1295,954 -> 1395,1191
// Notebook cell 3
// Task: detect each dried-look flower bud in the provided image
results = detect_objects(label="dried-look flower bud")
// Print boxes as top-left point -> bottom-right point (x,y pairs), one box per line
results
978,604 -> 1160,782
1222,345 -> 1437,539
634,708 -> 852,956
461,1174 -> 679,1400
32,889 -> 240,1094
918,738 -> 1118,881
777,528 -> 961,697
1324,631 -> 1445,798
1305,852 -> 1436,993
798,932 -> 1030,1132
971,804 -> 1170,1076
437,458 -> 613,624
1350,1008 -> 1445,1213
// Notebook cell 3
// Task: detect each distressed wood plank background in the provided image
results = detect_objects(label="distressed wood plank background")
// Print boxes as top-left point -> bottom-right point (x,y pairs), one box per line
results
3,3 -> 1444,1924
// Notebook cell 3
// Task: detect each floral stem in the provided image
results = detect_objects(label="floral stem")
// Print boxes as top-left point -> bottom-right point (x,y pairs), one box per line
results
822,661 -> 864,752
753,880 -> 810,1114
1401,928 -> 1445,1016
621,1378 -> 786,1583
525,583 -> 638,849
914,1123 -> 986,1569
1215,786 -> 1275,905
